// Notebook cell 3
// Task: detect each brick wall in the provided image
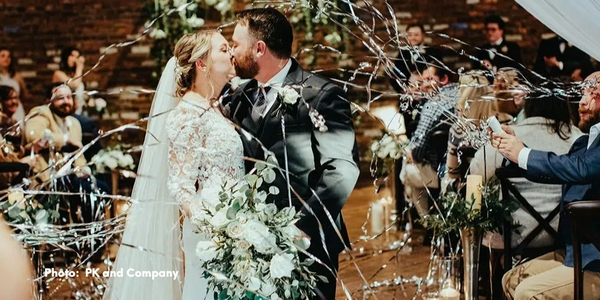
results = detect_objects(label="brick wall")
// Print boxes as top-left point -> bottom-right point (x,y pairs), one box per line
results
0,0 -> 555,132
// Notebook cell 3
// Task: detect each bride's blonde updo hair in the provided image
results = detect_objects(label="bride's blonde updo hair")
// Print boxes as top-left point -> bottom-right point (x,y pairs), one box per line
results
174,29 -> 217,97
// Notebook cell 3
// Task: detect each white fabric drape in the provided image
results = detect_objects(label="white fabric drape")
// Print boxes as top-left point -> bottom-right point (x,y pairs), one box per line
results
516,0 -> 600,61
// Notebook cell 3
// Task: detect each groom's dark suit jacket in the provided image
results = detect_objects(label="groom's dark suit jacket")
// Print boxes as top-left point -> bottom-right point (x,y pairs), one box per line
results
525,134 -> 600,271
228,59 -> 360,258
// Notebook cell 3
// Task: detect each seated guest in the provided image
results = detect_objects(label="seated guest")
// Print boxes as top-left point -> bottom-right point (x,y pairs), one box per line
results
494,70 -> 526,124
25,82 -> 86,183
476,15 -> 523,72
534,34 -> 593,82
0,85 -> 24,123
471,95 -> 581,250
0,48 -> 28,121
52,47 -> 86,114
443,72 -> 506,186
391,23 -> 443,91
493,71 -> 600,300
400,66 -> 458,218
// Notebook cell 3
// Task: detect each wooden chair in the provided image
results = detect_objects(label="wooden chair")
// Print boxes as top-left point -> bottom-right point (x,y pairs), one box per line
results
496,167 -> 563,269
564,201 -> 600,300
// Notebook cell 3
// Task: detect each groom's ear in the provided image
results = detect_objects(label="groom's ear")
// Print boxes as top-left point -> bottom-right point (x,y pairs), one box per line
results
195,59 -> 207,71
256,41 -> 267,58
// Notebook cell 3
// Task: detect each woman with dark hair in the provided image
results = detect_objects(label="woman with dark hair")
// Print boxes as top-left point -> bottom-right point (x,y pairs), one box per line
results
471,94 -> 582,250
0,85 -> 23,122
0,48 -> 27,120
52,46 -> 85,114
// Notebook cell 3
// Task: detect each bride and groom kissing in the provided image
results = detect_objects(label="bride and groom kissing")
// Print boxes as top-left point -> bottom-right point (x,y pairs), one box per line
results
104,7 -> 359,300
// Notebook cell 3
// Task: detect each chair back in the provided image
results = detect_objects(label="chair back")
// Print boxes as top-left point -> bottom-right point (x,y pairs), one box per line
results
564,201 -> 600,300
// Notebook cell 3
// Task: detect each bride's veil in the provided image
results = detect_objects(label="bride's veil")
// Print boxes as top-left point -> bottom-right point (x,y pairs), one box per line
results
103,56 -> 183,300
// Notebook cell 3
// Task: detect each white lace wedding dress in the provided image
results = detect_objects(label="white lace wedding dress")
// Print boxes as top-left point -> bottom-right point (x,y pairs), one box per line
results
166,100 -> 245,300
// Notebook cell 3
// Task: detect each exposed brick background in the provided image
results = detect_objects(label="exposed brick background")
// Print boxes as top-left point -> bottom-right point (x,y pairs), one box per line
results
0,0 -> 563,145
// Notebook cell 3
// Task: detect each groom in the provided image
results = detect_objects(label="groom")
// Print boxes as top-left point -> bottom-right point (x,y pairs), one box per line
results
228,8 -> 360,299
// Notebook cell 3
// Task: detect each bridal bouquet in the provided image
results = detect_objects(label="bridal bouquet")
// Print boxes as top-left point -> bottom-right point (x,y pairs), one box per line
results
192,157 -> 320,300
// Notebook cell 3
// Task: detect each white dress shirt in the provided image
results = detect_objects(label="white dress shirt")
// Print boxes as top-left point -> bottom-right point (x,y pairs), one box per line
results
256,59 -> 293,118
518,123 -> 600,169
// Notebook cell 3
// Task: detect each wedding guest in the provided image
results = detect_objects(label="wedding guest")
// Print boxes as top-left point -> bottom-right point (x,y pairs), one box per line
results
0,85 -> 24,123
471,95 -> 581,250
52,46 -> 86,114
476,15 -> 523,72
493,71 -> 600,300
534,34 -> 593,82
0,221 -> 33,300
494,70 -> 526,124
400,66 -> 457,218
25,83 -> 86,182
391,23 -> 443,91
442,73 -> 507,186
0,48 -> 27,121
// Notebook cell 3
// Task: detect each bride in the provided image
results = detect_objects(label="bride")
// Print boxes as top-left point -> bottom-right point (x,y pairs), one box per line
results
103,29 -> 242,300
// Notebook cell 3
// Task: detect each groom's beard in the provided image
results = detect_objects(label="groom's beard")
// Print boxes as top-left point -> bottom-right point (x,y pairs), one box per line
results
234,50 -> 259,79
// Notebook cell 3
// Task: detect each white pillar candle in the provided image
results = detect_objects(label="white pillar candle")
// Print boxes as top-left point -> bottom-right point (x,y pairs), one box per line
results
371,200 -> 385,235
439,287 -> 460,300
466,175 -> 482,210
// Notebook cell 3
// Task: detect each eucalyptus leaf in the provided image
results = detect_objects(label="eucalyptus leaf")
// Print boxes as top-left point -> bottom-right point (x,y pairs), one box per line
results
269,186 -> 280,195
263,169 -> 277,184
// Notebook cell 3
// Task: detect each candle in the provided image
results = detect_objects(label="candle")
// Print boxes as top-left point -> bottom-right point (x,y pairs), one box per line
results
466,175 -> 482,210
439,288 -> 460,300
371,200 -> 385,235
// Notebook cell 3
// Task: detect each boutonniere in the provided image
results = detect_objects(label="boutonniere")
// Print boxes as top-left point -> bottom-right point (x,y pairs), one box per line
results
501,46 -> 508,53
272,85 -> 328,132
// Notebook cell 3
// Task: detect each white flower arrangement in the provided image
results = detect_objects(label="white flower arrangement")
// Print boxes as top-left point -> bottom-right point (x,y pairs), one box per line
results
91,146 -> 136,173
278,86 -> 300,106
370,133 -> 406,177
193,157 -> 320,300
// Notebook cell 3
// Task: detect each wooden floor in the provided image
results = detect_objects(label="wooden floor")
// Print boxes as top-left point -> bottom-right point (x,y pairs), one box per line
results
44,175 -> 432,300
335,178 -> 431,300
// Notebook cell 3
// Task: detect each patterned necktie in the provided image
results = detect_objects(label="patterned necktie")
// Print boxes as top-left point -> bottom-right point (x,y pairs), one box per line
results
251,86 -> 271,122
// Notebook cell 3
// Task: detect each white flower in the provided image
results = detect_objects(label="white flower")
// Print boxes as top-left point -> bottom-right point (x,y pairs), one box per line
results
205,0 -> 217,6
260,282 -> 277,296
246,277 -> 261,291
215,0 -> 231,12
186,15 -> 205,28
236,240 -> 250,250
149,28 -> 167,40
226,222 -> 244,238
278,86 -> 300,105
269,253 -> 295,279
209,207 -> 231,229
200,185 -> 221,211
280,225 -> 302,239
95,98 -> 107,110
244,220 -> 278,254
324,32 -> 342,45
195,240 -> 219,262
117,154 -> 134,168
103,156 -> 118,170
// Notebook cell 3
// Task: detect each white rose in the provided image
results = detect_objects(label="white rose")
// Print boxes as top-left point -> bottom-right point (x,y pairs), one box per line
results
279,87 -> 299,105
205,0 -> 217,6
118,154 -> 134,168
195,240 -> 219,262
236,240 -> 250,250
95,98 -> 107,110
199,185 -> 221,211
209,207 -> 231,229
244,220 -> 278,254
269,253 -> 295,279
226,222 -> 245,238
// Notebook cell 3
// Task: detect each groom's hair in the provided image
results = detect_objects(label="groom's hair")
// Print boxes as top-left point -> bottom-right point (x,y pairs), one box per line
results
237,8 -> 293,59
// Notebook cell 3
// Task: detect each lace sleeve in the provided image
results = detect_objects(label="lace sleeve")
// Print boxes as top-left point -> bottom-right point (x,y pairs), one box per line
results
166,108 -> 208,217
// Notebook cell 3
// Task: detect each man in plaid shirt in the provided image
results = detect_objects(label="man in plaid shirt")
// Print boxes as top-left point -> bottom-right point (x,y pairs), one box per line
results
400,66 -> 458,219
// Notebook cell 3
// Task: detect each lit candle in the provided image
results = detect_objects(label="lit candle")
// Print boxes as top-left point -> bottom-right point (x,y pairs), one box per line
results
371,200 -> 385,235
466,175 -> 482,210
439,288 -> 460,300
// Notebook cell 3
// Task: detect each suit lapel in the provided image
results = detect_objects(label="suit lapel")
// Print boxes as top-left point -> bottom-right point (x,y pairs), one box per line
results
256,59 -> 307,144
